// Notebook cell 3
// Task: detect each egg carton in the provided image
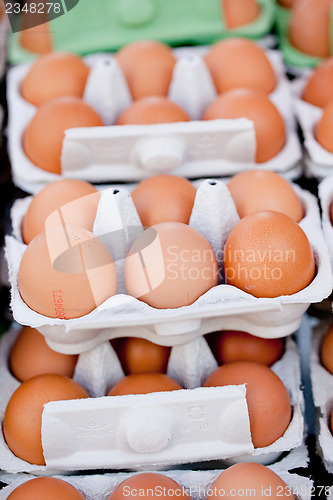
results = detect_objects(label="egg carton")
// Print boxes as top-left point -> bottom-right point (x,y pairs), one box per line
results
308,317 -> 333,475
275,4 -> 325,74
291,75 -> 333,180
0,446 -> 313,500
0,322 -> 304,475
319,176 -> 333,272
7,47 -> 302,194
6,178 -> 332,354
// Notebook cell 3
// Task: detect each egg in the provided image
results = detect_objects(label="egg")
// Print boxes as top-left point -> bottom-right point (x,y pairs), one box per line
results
22,179 -> 100,245
204,361 -> 292,448
302,59 -> 333,108
116,97 -> 190,125
23,96 -> 103,174
18,226 -> 117,319
125,222 -> 218,309
223,211 -> 315,298
9,326 -> 78,382
111,337 -> 171,375
3,374 -> 88,465
223,0 -> 261,29
315,101 -> 333,153
204,38 -> 276,95
320,325 -> 333,373
288,0 -> 332,58
116,40 -> 177,100
227,170 -> 304,222
206,330 -> 285,367
108,373 -> 182,396
21,52 -> 90,107
107,473 -> 189,500
203,89 -> 286,163
131,175 -> 197,227
19,23 -> 52,55
7,478 -> 85,500
210,463 -> 294,499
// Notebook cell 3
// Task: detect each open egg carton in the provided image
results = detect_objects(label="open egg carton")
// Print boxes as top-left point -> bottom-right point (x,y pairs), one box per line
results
308,317 -> 333,474
275,4 -> 325,75
6,178 -> 332,354
0,447 -> 313,500
319,176 -> 333,271
291,74 -> 333,179
0,321 -> 304,475
7,0 -> 276,64
7,46 -> 302,194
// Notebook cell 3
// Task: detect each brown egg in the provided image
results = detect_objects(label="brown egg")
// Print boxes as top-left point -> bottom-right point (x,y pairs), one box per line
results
204,361 -> 292,448
125,222 -> 218,309
288,0 -> 332,58
19,23 -> 52,55
210,463 -> 294,499
23,96 -> 103,174
320,325 -> 333,373
302,59 -> 333,108
3,374 -> 88,465
22,179 -> 99,245
315,101 -> 333,153
223,211 -> 315,298
116,40 -> 177,100
111,337 -> 171,375
9,326 -> 78,382
21,52 -> 90,107
18,226 -> 117,319
203,89 -> 286,163
131,175 -> 196,227
206,330 -> 285,367
227,170 -> 304,222
116,97 -> 189,125
204,38 -> 276,95
108,373 -> 182,396
7,477 -> 85,500
223,0 -> 261,28
107,473 -> 189,500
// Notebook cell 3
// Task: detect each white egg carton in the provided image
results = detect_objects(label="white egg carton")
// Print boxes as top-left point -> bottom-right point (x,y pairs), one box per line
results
6,178 -> 332,353
292,75 -> 333,179
0,322 -> 304,474
319,175 -> 333,270
309,317 -> 333,474
0,446 -> 313,500
7,47 -> 302,194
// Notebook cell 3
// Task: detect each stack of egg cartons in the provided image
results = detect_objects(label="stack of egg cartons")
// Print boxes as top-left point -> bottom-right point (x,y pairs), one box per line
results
1,3 -> 332,498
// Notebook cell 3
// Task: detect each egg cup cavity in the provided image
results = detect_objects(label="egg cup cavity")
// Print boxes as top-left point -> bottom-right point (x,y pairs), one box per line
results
308,317 -> 333,474
6,179 -> 332,353
0,325 -> 303,474
8,48 -> 301,194
0,452 -> 313,500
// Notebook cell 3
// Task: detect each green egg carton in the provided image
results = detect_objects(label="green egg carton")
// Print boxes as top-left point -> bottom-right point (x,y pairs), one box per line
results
275,3 -> 331,69
8,0 -> 275,64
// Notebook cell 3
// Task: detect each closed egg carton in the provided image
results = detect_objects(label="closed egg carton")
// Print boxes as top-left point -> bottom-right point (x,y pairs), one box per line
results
5,178 -> 332,354
7,46 -> 301,194
0,322 -> 304,474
